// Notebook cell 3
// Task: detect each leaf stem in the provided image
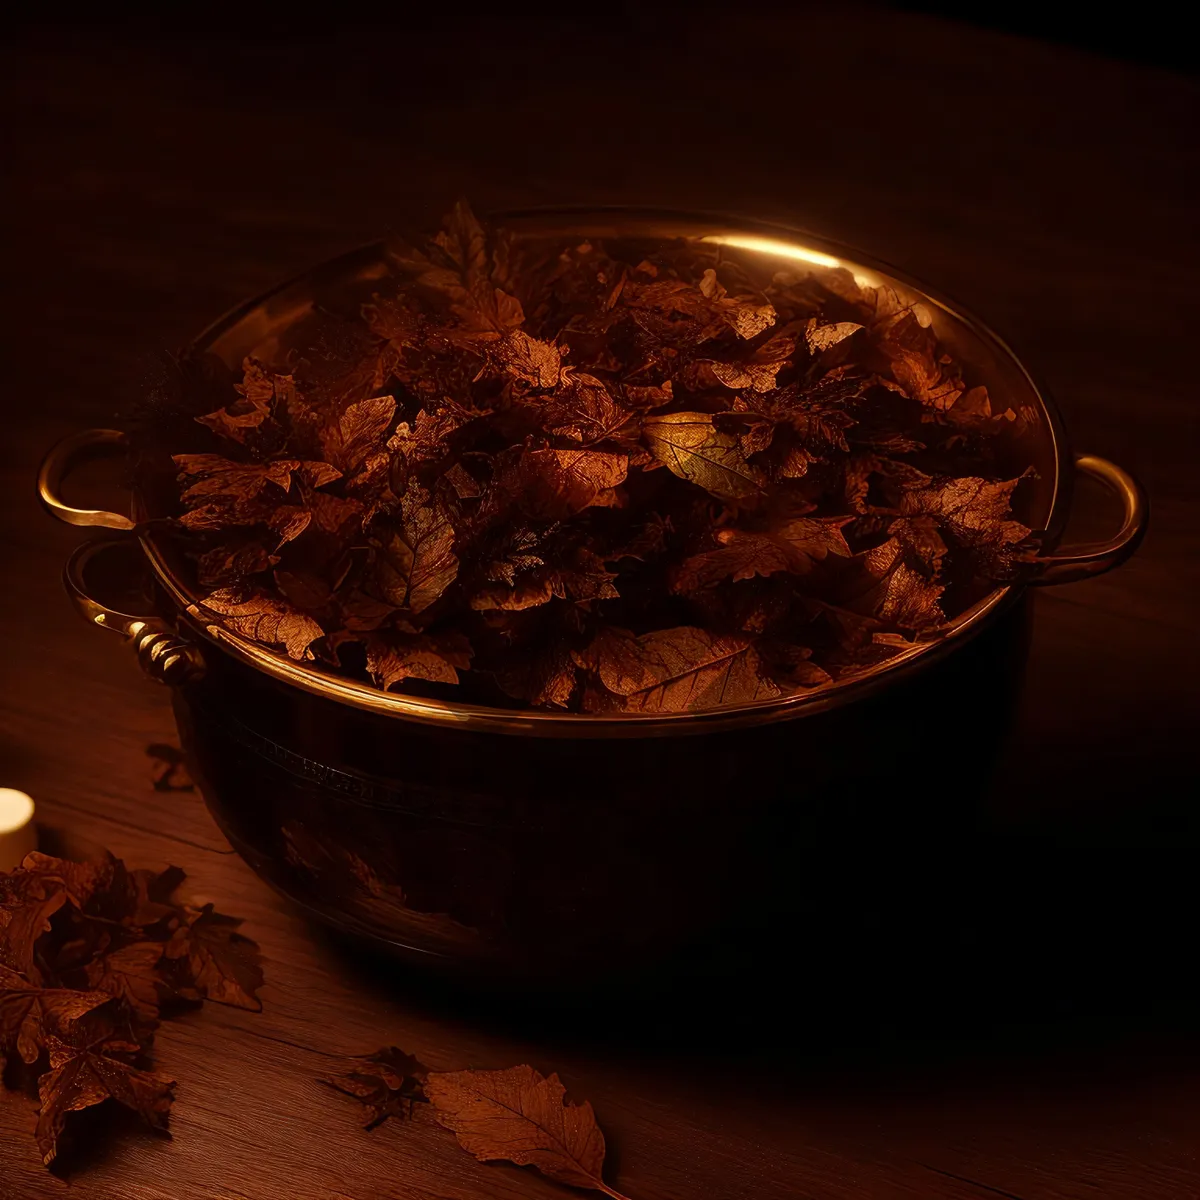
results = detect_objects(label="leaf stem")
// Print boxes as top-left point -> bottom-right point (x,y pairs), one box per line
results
597,1182 -> 634,1200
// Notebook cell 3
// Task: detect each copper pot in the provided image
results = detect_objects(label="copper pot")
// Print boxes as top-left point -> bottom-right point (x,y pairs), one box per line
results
39,211 -> 1147,979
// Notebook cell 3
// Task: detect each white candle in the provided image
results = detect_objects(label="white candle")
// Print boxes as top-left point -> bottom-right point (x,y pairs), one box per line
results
0,788 -> 38,870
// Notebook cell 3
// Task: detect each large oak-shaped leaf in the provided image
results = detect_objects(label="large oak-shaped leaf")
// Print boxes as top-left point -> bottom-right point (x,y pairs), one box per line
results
577,625 -> 780,713
393,199 -> 524,335
163,904 -> 263,1011
642,413 -> 761,502
84,942 -> 169,1022
900,475 -> 1030,548
424,1064 -> 630,1199
374,488 -> 460,613
35,1002 -> 174,1166
0,965 -> 111,1066
199,587 -> 324,659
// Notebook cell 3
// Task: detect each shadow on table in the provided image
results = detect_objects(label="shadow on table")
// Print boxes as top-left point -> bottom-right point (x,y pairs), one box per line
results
309,594 -> 1198,1067
317,841 -> 1198,1068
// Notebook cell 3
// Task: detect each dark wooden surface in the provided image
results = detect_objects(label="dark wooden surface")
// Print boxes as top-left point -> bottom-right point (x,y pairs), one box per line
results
3,9 -> 1198,1198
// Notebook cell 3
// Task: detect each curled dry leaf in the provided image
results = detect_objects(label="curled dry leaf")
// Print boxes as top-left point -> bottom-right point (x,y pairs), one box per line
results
199,587 -> 324,659
320,394 -> 397,479
3,846 -> 263,1171
366,631 -> 473,689
373,487 -> 460,613
146,742 -> 194,792
322,1047 -> 429,1129
518,448 -> 629,518
1,965 -> 111,1067
577,625 -> 780,713
642,412 -> 761,502
36,1002 -> 175,1166
146,201 -> 1033,712
163,904 -> 264,1011
425,1064 -> 631,1200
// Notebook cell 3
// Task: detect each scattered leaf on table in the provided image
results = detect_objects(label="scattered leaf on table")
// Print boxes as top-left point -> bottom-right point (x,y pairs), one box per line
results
425,1064 -> 631,1200
35,1001 -> 175,1166
146,743 -> 194,792
164,904 -> 264,1011
323,1046 -> 429,1129
2,846 -> 263,1172
0,965 -> 111,1067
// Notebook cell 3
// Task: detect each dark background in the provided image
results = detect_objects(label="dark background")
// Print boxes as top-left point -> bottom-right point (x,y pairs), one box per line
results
2,6 -> 1197,1198
10,3 -> 1200,72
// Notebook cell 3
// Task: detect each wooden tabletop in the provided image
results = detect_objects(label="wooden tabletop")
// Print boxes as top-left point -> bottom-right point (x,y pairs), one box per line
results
3,10 -> 1198,1199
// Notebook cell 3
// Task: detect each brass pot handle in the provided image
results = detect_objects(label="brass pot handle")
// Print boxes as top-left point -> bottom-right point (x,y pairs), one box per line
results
64,540 -> 205,686
1030,454 -> 1149,586
38,429 -> 135,530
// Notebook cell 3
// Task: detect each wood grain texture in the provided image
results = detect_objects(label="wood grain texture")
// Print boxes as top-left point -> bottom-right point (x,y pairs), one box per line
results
2,9 -> 1198,1199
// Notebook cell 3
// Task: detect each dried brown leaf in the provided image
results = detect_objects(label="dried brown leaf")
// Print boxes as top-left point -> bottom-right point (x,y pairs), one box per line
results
374,488 -> 460,613
490,329 -> 562,387
425,1064 -> 629,1199
518,448 -> 629,518
162,904 -> 263,1011
642,413 -> 761,502
320,395 -> 397,476
0,966 -> 112,1067
577,626 -> 780,713
323,1047 -> 429,1129
199,587 -> 324,659
900,476 -> 1030,548
35,1002 -> 174,1166
365,632 -> 473,689
83,943 -> 168,1022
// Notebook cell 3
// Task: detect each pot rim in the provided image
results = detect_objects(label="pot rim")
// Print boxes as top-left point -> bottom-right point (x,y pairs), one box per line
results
123,206 -> 1067,737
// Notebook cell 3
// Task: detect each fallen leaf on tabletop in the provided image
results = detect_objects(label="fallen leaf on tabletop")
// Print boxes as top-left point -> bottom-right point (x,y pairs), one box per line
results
323,1046 -> 429,1129
84,942 -> 169,1022
163,904 -> 264,1011
0,965 -> 111,1067
425,1064 -> 631,1200
35,1001 -> 175,1166
146,743 -> 194,792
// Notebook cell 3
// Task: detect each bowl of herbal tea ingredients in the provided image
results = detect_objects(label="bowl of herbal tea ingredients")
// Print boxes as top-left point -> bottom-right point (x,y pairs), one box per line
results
41,204 -> 1146,977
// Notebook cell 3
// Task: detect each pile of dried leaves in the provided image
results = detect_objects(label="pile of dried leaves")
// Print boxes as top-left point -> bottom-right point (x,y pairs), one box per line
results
143,201 -> 1034,712
1,849 -> 262,1167
325,1049 -> 630,1199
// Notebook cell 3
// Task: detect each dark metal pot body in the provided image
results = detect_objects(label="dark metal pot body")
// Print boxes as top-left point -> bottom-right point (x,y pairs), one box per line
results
171,599 -> 1030,978
40,210 -> 1146,981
